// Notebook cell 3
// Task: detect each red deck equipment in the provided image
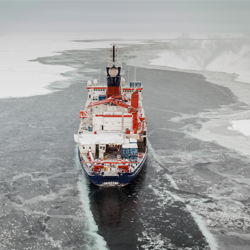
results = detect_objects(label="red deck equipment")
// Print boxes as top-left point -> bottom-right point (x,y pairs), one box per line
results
131,91 -> 139,134
118,165 -> 130,172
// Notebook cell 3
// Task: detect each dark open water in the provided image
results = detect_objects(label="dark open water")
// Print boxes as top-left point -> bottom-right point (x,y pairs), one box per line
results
0,42 -> 241,250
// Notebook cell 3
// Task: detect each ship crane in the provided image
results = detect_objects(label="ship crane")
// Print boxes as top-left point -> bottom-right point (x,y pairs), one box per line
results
87,95 -> 123,108
87,95 -> 137,112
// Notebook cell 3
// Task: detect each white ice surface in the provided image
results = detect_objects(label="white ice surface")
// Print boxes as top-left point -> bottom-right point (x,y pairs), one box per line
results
171,107 -> 250,157
0,33 -> 143,99
191,71 -> 250,157
228,120 -> 250,136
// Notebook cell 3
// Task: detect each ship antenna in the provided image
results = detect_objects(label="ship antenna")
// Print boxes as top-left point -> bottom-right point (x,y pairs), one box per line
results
112,44 -> 115,65
134,67 -> 136,81
108,43 -> 121,67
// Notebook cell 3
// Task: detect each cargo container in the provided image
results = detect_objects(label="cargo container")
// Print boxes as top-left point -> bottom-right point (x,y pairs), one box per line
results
122,155 -> 130,160
99,95 -> 106,101
122,148 -> 129,155
129,143 -> 138,155
130,149 -> 138,156
130,155 -> 137,162
129,138 -> 137,143
122,143 -> 131,155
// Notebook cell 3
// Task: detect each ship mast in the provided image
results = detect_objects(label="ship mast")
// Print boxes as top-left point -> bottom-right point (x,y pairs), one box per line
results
112,44 -> 116,66
109,43 -> 120,67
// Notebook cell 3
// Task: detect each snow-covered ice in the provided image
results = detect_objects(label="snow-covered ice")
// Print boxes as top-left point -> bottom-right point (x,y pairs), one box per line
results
228,120 -> 250,136
0,33 -> 143,99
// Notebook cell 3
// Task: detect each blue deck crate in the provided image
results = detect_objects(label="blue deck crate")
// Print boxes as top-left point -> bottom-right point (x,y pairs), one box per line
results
129,148 -> 138,155
122,148 -> 130,155
130,156 -> 137,162
99,95 -> 106,101
122,155 -> 130,160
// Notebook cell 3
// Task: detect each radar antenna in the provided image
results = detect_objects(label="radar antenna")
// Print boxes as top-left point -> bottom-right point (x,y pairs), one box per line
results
107,44 -> 121,67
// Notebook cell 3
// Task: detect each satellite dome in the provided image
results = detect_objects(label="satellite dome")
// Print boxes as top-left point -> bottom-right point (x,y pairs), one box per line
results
108,67 -> 119,77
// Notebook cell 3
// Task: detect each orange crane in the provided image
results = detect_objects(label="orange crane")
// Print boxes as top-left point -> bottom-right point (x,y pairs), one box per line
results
84,92 -> 140,133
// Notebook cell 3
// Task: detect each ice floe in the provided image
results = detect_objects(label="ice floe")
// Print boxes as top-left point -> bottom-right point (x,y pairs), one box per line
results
228,120 -> 250,136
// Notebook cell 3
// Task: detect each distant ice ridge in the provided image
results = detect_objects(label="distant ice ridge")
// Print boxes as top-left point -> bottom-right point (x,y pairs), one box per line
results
0,33 -> 143,99
150,33 -> 250,84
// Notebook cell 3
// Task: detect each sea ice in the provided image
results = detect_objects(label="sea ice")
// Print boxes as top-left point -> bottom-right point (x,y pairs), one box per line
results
228,120 -> 250,136
0,33 -> 143,99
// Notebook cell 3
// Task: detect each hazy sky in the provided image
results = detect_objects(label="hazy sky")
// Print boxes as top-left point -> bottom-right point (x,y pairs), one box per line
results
1,1 -> 250,33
